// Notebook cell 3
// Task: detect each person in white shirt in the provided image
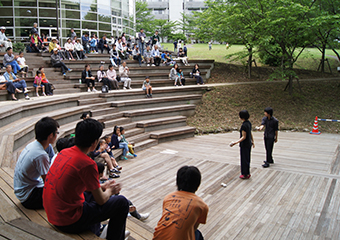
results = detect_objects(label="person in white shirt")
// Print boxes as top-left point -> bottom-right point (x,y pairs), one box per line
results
151,45 -> 161,66
118,61 -> 132,90
64,38 -> 76,60
17,51 -> 29,78
74,39 -> 85,59
0,26 -> 12,50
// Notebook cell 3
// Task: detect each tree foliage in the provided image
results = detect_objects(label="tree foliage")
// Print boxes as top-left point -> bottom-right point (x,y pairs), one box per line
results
135,1 -> 155,35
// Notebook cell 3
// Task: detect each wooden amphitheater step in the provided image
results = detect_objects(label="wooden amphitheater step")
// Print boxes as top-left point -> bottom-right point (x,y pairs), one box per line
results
111,138 -> 158,159
111,94 -> 202,111
123,104 -> 197,121
136,116 -> 188,132
91,106 -> 119,117
78,97 -> 107,106
126,216 -> 154,240
104,117 -> 132,129
150,126 -> 196,143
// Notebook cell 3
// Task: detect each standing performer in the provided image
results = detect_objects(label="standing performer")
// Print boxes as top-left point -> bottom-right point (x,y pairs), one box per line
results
258,107 -> 279,168
230,110 -> 254,179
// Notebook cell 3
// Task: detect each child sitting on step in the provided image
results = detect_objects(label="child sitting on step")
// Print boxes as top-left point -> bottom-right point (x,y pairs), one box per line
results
142,76 -> 152,98
34,70 -> 46,97
111,126 -> 129,160
119,126 -> 137,157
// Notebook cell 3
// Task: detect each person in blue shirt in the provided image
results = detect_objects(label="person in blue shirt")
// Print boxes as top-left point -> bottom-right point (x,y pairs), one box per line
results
81,32 -> 89,53
3,65 -> 30,100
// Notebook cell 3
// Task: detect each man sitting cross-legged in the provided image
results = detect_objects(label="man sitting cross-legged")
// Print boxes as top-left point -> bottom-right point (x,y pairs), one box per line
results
43,118 -> 129,240
14,117 -> 60,209
3,65 -> 31,100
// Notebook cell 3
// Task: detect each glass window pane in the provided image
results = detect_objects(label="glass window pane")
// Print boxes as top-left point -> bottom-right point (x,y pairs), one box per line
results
0,8 -> 13,17
1,0 -> 13,6
112,17 -> 116,24
15,18 -> 37,27
67,20 -> 80,28
39,18 -> 57,27
14,8 -> 37,17
98,5 -> 110,15
0,18 -> 14,27
65,10 -> 80,19
15,27 -> 31,37
39,9 -> 57,18
111,0 -> 121,9
99,31 -> 110,38
39,0 -> 55,8
82,21 -> 97,30
61,0 -> 80,10
99,14 -> 110,23
82,11 -> 97,21
99,23 -> 110,31
112,9 -> 121,16
14,0 -> 37,7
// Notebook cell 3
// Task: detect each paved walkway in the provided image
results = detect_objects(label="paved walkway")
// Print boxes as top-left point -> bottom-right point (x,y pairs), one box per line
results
118,132 -> 340,239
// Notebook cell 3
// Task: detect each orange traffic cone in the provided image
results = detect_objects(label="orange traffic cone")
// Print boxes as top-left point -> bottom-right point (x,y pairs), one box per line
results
310,116 -> 321,134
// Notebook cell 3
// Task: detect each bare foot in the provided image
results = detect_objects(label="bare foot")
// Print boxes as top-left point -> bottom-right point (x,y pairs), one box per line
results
15,89 -> 22,93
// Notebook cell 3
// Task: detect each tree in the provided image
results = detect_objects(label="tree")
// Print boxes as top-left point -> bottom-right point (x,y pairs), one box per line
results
153,19 -> 178,42
135,1 -> 155,36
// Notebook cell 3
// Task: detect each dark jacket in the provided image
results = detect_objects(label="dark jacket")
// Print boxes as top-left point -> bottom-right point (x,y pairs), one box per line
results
192,68 -> 201,77
51,53 -> 61,65
81,69 -> 92,83
110,134 -> 120,149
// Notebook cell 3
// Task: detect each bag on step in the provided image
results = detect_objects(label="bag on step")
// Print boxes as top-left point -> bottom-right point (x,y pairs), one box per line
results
101,85 -> 109,93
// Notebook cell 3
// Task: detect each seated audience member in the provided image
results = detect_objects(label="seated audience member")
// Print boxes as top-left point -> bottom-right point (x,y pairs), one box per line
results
89,35 -> 97,53
99,35 -> 110,54
41,33 -> 49,48
80,112 -> 91,120
192,64 -> 204,85
111,126 -> 129,160
3,47 -> 22,75
64,38 -> 76,61
96,162 -> 150,222
34,70 -> 46,97
3,65 -> 30,100
48,37 -> 58,53
14,117 -> 60,209
17,51 -> 29,78
153,166 -> 209,240
0,68 -> 22,101
70,28 -> 77,40
119,127 -> 137,157
151,45 -> 161,66
81,64 -> 97,92
176,68 -> 185,86
126,43 -> 133,58
39,67 -> 54,96
132,44 -> 142,66
82,32 -> 90,53
43,119 -> 129,239
144,45 -> 154,66
170,63 -> 181,87
0,26 -> 12,50
30,31 -> 43,52
142,76 -> 152,98
106,64 -> 120,90
74,39 -> 86,59
109,44 -> 121,67
97,64 -> 112,90
50,136 -> 75,166
91,139 -> 121,178
116,38 -> 125,59
118,61 -> 132,90
51,48 -> 72,76
177,47 -> 189,66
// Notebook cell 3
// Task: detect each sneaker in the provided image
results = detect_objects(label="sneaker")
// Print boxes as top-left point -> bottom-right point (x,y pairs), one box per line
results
147,64 -> 150,66
125,230 -> 130,240
63,73 -> 66,77
68,68 -> 72,72
133,154 -> 137,157
25,95 -> 30,100
146,94 -> 149,98
109,173 -> 120,178
149,94 -> 152,98
92,88 -> 97,92
129,87 -> 132,89
127,152 -> 134,157
121,156 -> 128,160
36,93 -> 40,97
24,89 -> 31,94
239,174 -> 251,179
151,64 -> 155,66
262,162 -> 270,168
139,213 -> 150,221
115,165 -> 122,170
42,92 -> 46,96
87,89 -> 91,92
110,168 -> 121,174
123,87 -> 127,90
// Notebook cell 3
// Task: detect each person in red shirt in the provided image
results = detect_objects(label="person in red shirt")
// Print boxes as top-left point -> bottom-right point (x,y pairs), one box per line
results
43,118 -> 129,240
153,166 -> 209,240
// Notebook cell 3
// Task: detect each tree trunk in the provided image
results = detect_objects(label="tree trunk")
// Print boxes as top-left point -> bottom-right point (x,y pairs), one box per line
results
320,43 -> 326,73
331,48 -> 340,62
247,47 -> 252,79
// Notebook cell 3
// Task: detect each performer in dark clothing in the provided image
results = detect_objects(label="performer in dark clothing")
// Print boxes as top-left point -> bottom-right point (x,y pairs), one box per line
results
258,107 -> 279,168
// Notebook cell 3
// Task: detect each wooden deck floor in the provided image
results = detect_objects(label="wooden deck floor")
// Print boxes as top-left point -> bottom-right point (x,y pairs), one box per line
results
118,132 -> 340,240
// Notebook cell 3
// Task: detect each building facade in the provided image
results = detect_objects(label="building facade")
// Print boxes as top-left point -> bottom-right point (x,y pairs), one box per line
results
0,0 -> 135,44
141,0 -> 207,22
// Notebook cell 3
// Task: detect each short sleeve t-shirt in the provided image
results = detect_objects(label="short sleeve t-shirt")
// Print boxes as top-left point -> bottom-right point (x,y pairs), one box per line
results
153,191 -> 209,240
240,120 -> 252,148
261,116 -> 279,139
43,146 -> 100,226
14,140 -> 50,203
